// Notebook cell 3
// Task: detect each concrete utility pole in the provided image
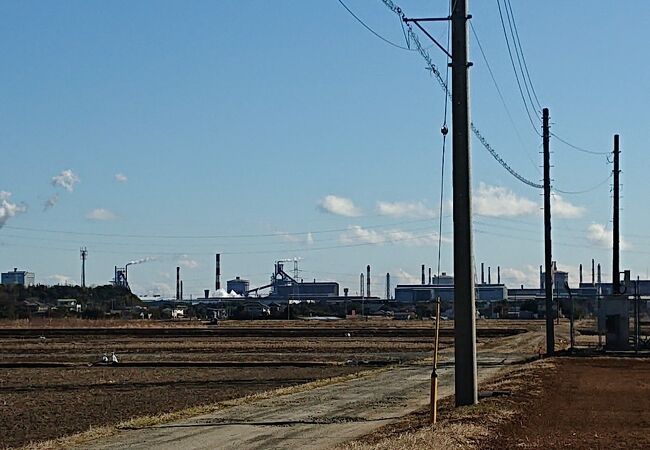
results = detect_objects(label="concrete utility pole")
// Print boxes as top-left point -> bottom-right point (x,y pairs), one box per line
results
543,108 -> 555,355
451,0 -> 477,406
613,135 -> 621,294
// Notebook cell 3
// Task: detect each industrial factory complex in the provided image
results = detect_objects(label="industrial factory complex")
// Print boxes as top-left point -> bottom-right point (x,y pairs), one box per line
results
79,253 -> 646,321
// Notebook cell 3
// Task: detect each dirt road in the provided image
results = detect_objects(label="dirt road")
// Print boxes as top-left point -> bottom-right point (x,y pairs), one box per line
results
81,329 -> 546,450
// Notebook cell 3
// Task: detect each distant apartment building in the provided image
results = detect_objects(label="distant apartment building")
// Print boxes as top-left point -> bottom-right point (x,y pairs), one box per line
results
1,268 -> 35,286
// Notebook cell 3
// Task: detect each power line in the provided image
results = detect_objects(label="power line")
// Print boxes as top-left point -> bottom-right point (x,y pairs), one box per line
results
504,0 -> 542,110
551,132 -> 611,156
380,0 -> 542,190
553,173 -> 612,195
2,217 -> 439,240
336,0 -> 413,51
470,21 -> 540,175
503,0 -> 541,114
495,0 -> 540,134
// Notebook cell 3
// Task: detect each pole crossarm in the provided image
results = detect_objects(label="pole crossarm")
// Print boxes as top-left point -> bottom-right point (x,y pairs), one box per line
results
404,18 -> 452,59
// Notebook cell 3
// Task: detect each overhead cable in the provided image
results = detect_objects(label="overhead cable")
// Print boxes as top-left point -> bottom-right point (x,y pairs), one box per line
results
380,0 -> 542,189
496,0 -> 540,134
336,0 -> 413,51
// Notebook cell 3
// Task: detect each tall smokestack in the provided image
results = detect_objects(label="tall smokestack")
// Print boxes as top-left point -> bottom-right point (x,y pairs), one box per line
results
579,264 -> 583,284
540,264 -> 543,289
428,267 -> 432,285
360,273 -> 364,297
481,263 -> 485,284
497,266 -> 501,284
215,254 -> 221,291
367,265 -> 371,298
597,263 -> 602,285
180,280 -> 183,301
488,266 -> 491,284
592,259 -> 595,285
386,272 -> 390,300
176,266 -> 180,300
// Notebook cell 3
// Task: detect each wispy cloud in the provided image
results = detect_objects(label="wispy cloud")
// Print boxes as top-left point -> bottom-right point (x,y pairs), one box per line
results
0,191 -> 27,228
43,194 -> 59,211
396,268 -> 420,285
551,193 -> 585,219
114,173 -> 128,183
276,231 -> 315,245
85,208 -> 117,221
51,169 -> 80,192
586,223 -> 629,250
376,201 -> 436,218
474,183 -> 538,217
47,274 -> 75,286
500,265 -> 540,289
339,225 -> 449,247
318,195 -> 362,217
178,255 -> 199,269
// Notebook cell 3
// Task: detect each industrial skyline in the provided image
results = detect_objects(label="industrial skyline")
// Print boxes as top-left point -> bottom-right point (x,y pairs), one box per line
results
1,1 -> 646,298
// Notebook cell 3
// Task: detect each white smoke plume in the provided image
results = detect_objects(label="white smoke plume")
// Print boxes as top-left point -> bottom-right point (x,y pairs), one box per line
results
127,257 -> 157,266
214,288 -> 241,298
0,191 -> 27,228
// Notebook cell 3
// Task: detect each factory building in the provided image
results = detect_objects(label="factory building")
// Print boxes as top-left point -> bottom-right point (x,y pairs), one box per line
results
395,283 -> 507,303
1,268 -> 35,287
227,277 -> 249,296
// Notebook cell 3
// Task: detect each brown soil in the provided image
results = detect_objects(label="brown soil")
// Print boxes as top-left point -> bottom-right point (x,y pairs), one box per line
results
484,357 -> 650,449
341,355 -> 650,450
0,365 -> 362,449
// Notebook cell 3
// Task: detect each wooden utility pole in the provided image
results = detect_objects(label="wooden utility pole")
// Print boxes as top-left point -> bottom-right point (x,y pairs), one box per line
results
613,135 -> 621,294
451,0 -> 477,406
543,108 -> 555,355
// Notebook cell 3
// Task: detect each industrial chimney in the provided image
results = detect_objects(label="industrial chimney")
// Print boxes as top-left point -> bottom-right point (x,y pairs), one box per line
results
176,266 -> 180,300
592,259 -> 595,285
367,265 -> 371,298
180,280 -> 183,301
428,267 -> 432,285
488,266 -> 491,284
215,254 -> 221,291
579,264 -> 583,285
481,263 -> 485,284
360,273 -> 364,297
497,266 -> 501,284
386,272 -> 390,300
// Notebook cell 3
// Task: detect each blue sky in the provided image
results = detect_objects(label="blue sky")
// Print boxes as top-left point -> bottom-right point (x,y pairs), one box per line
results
1,0 -> 648,297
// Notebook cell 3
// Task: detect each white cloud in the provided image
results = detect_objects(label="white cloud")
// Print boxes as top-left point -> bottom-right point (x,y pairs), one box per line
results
397,268 -> 420,285
85,208 -> 117,221
339,225 -> 449,247
47,274 -> 74,286
376,201 -> 436,218
115,173 -> 128,183
43,194 -> 59,211
276,231 -> 314,245
318,195 -> 362,217
340,225 -> 385,245
474,183 -> 538,217
178,255 -> 199,269
0,191 -> 27,228
500,265 -> 540,288
51,169 -> 80,192
586,223 -> 629,250
551,194 -> 585,219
